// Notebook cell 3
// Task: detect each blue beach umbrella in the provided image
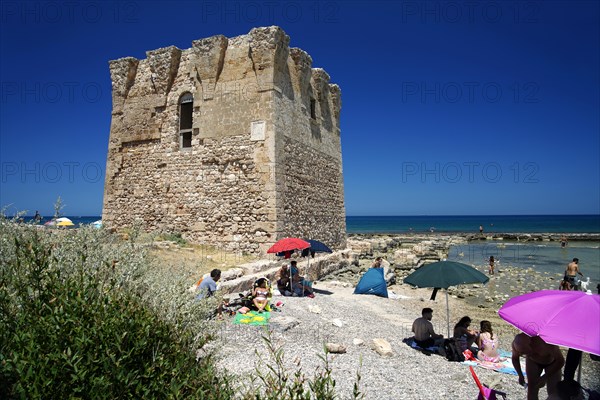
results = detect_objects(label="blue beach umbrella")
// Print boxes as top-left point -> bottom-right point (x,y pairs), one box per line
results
306,239 -> 332,253
302,239 -> 333,257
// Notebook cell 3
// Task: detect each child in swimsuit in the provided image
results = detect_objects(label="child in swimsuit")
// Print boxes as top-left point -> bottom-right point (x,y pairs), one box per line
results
477,320 -> 500,363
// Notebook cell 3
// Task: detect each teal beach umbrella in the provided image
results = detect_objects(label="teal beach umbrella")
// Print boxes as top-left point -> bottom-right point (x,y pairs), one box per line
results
404,261 -> 489,336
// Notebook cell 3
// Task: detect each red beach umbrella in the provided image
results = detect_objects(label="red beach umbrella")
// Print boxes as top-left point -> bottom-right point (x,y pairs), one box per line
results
267,238 -> 311,297
267,238 -> 311,254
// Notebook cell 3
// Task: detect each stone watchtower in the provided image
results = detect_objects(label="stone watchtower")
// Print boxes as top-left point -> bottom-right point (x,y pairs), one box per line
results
102,26 -> 346,254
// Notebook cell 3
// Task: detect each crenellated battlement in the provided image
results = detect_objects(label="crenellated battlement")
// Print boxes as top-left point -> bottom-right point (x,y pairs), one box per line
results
107,26 -> 340,142
103,27 -> 346,254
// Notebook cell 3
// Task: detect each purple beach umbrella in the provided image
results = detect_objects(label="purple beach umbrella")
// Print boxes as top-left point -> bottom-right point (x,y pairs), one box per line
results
498,290 -> 600,356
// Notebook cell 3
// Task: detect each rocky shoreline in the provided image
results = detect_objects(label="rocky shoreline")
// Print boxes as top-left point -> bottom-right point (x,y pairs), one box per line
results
342,233 -> 577,310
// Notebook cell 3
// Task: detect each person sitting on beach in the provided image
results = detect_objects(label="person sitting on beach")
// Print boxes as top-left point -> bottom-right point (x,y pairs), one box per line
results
561,258 -> 583,291
276,263 -> 292,295
290,261 -> 314,298
453,316 -> 478,352
476,320 -> 500,363
195,269 -> 227,317
511,333 -> 565,400
372,256 -> 383,268
196,268 -> 221,299
251,278 -> 271,313
412,307 -> 444,348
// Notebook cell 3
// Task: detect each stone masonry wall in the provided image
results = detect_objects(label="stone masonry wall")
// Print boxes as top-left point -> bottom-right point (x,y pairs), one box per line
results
103,26 -> 346,254
272,47 -> 346,249
279,136 -> 347,248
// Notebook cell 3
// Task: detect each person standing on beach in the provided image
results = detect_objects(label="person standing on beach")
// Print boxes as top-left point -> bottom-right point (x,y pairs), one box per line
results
560,235 -> 568,248
562,258 -> 583,291
33,211 -> 42,223
511,333 -> 564,400
563,347 -> 582,384
412,308 -> 444,348
488,256 -> 495,275
479,225 -> 484,234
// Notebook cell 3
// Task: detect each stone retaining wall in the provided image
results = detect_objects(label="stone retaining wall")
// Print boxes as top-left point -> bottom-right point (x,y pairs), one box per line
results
219,250 -> 353,295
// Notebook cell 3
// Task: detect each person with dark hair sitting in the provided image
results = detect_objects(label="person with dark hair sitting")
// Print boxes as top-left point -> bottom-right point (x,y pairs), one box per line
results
251,277 -> 272,313
197,269 -> 221,299
372,257 -> 383,268
453,316 -> 478,352
412,308 -> 444,348
477,320 -> 500,363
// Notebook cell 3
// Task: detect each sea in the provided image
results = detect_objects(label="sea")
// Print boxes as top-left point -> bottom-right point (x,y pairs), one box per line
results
21,214 -> 600,289
347,214 -> 600,291
346,215 -> 600,234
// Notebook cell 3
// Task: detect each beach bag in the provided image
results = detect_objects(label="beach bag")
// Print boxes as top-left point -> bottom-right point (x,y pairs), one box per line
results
443,339 -> 465,362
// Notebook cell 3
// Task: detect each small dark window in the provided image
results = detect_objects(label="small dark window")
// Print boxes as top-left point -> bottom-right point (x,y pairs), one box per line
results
179,92 -> 193,150
310,99 -> 316,119
181,132 -> 192,148
180,102 -> 192,130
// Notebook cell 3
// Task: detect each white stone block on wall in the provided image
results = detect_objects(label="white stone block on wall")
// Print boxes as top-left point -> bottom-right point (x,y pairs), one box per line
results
250,120 -> 266,141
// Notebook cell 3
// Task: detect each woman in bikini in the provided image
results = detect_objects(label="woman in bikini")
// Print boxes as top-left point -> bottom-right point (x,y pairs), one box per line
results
477,320 -> 500,363
252,279 -> 270,313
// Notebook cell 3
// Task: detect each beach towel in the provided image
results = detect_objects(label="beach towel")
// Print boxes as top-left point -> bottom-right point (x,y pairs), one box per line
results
463,350 -> 526,376
402,337 -> 440,354
233,310 -> 271,326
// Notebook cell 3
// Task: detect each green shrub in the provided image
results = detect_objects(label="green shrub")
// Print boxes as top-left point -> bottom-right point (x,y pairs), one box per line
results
0,218 -> 232,399
0,215 -> 363,399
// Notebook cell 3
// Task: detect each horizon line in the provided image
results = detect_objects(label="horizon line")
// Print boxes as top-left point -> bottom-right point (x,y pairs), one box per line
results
346,214 -> 600,217
17,213 -> 600,218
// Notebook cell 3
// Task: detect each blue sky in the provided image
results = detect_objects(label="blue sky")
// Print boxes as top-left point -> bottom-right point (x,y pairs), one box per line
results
1,0 -> 599,216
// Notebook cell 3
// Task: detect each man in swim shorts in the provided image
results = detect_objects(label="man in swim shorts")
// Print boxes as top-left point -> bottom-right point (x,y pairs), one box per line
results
563,258 -> 583,290
512,333 -> 565,400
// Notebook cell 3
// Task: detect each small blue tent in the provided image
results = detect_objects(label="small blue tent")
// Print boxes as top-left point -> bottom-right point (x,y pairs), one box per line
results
354,268 -> 388,298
